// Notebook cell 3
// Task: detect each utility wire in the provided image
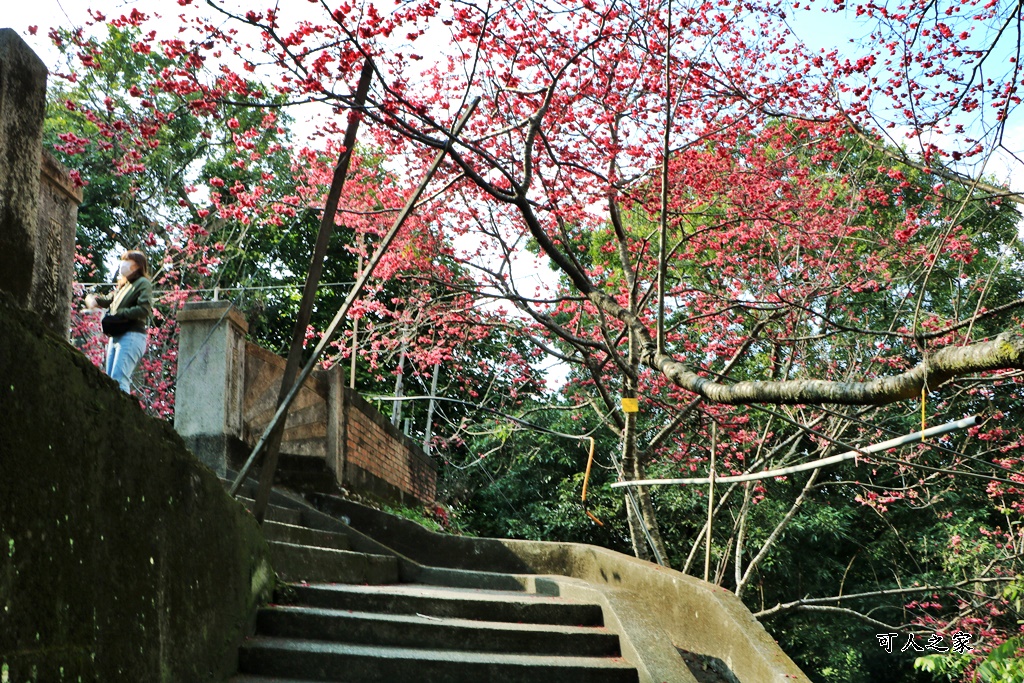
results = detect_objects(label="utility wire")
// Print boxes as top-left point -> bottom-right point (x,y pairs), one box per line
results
367,395 -> 599,442
76,281 -> 358,293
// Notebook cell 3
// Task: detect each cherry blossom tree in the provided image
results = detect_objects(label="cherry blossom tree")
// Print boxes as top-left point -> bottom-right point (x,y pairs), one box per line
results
48,15 -> 541,427
34,0 -> 1024,678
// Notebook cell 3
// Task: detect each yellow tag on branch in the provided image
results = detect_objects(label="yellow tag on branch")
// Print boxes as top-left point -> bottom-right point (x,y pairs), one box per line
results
621,398 -> 639,413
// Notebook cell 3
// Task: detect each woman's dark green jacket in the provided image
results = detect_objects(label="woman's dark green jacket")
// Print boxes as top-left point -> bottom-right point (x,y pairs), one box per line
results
95,277 -> 153,335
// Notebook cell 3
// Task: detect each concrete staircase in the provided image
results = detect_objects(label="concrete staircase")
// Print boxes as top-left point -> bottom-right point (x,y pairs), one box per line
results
226,477 -> 640,682
265,527 -> 398,585
234,583 -> 638,682
234,493 -> 398,585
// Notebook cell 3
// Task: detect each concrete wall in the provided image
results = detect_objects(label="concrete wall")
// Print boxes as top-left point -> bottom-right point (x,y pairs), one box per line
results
0,30 -> 80,339
33,151 -> 81,336
316,495 -> 812,683
0,293 -> 274,682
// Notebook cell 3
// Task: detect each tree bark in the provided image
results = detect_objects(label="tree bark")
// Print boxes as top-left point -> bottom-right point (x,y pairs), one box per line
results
634,455 -> 671,567
621,407 -> 651,562
511,197 -> 1024,407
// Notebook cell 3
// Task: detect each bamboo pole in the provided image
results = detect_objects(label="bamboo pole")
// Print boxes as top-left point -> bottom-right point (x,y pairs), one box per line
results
611,416 -> 978,489
704,422 -> 715,583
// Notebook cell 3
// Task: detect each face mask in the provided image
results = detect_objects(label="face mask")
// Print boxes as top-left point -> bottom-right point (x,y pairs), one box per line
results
119,260 -> 135,277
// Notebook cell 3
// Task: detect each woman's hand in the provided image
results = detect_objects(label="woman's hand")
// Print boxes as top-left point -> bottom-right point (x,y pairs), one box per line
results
85,293 -> 98,310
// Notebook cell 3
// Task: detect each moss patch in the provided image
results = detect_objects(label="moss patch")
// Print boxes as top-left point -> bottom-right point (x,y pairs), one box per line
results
0,294 -> 273,682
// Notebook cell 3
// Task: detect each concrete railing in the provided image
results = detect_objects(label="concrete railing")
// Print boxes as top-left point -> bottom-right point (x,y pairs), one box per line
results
0,29 -> 82,340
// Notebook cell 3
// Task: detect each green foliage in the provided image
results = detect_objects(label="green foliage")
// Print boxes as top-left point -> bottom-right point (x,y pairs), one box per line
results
44,24 -> 294,280
380,503 -> 457,534
444,399 -> 629,551
916,637 -> 1024,683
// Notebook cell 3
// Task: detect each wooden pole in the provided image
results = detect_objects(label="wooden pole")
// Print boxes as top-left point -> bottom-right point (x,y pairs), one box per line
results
232,97 -> 481,505
349,246 -> 363,389
250,59 -> 374,524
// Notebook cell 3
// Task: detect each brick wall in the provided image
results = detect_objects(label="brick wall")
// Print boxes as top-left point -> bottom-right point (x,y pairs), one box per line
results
342,387 -> 436,505
232,334 -> 436,505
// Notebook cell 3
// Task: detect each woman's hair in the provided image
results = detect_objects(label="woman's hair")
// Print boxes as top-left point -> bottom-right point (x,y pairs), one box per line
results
119,250 -> 148,285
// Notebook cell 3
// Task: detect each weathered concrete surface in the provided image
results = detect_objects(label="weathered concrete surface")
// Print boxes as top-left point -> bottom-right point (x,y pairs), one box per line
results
0,293 -> 274,682
242,341 -> 329,458
314,495 -> 812,683
0,29 -> 47,308
175,300 -> 250,475
32,151 -> 81,337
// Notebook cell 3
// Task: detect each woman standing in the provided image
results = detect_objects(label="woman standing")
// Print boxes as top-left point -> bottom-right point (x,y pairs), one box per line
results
85,250 -> 153,394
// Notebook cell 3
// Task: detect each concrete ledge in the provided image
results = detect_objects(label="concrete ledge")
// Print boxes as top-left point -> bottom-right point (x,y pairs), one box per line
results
268,541 -> 398,584
39,150 -> 83,204
177,299 -> 250,333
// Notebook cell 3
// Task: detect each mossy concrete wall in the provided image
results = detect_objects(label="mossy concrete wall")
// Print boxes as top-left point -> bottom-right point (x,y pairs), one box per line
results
0,294 -> 274,682
0,29 -> 47,309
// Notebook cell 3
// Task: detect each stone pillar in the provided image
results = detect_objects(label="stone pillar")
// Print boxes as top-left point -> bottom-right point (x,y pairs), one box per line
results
33,151 -> 82,337
174,301 -> 249,476
0,29 -> 48,308
326,365 -> 348,487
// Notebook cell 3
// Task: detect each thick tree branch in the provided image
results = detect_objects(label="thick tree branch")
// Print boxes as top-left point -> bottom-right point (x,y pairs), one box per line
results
587,288 -> 1024,405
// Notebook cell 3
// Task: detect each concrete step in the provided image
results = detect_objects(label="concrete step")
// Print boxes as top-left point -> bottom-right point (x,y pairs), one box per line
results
273,453 -> 343,494
268,542 -> 398,584
237,496 -> 303,526
262,520 -> 350,551
256,605 -> 621,657
237,637 -> 639,683
279,583 -> 605,627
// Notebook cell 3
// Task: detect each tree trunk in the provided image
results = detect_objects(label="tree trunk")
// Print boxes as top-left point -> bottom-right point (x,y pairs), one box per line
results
619,359 -> 670,564
621,407 -> 652,561
633,456 -> 671,567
